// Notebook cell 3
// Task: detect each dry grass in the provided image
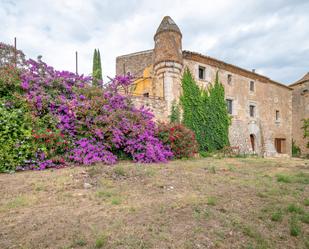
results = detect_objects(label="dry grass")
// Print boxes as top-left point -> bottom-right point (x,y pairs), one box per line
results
0,157 -> 308,249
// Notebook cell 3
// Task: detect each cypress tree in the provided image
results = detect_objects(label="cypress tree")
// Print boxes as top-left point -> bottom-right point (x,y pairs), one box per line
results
92,48 -> 102,86
97,49 -> 102,81
92,49 -> 98,86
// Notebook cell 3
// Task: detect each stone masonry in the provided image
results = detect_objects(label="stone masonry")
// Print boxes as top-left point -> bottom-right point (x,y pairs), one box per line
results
115,16 -> 308,157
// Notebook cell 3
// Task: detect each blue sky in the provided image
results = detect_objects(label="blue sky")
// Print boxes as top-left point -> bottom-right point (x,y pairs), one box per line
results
1,0 -> 308,84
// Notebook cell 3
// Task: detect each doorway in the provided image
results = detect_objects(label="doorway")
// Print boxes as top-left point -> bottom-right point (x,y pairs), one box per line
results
250,134 -> 255,152
275,138 -> 286,154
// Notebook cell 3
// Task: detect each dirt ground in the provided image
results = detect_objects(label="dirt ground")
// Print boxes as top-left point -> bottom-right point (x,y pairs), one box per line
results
0,157 -> 308,249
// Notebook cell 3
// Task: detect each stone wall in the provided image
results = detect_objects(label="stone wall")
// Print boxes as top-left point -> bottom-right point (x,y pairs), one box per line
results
116,50 -> 153,78
183,57 -> 293,156
291,81 -> 309,154
130,96 -> 168,122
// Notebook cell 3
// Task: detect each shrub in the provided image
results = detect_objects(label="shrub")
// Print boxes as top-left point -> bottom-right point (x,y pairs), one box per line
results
0,43 -> 173,171
0,103 -> 34,172
157,123 -> 199,159
292,140 -> 301,157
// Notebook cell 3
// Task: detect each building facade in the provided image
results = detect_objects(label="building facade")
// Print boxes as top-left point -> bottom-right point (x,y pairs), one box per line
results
290,73 -> 309,155
116,16 -> 303,157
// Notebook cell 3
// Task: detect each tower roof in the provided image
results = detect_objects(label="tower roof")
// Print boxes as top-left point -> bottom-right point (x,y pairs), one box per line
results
290,72 -> 309,87
154,16 -> 182,39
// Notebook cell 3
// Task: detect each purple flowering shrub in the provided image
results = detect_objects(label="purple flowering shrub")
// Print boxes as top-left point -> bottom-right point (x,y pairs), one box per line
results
14,58 -> 172,170
69,138 -> 117,165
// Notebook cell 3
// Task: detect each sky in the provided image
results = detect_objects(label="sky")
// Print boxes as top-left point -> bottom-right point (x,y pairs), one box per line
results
1,0 -> 308,84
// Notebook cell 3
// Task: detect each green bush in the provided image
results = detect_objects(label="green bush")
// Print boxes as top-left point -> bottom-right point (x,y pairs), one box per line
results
157,123 -> 199,159
0,103 -> 34,172
292,140 -> 301,157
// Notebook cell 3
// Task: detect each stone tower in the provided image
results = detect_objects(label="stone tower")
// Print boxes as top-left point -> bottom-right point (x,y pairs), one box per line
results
153,16 -> 183,113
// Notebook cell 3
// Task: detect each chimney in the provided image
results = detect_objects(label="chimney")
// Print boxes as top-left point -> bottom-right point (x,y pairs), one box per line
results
252,69 -> 256,73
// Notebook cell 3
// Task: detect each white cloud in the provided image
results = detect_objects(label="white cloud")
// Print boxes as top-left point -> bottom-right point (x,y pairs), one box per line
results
0,0 -> 308,84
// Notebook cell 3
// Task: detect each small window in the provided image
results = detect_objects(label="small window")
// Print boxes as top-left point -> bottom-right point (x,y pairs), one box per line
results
249,105 -> 255,117
276,110 -> 280,121
198,66 -> 205,80
227,74 -> 232,85
226,99 -> 233,114
250,81 -> 255,91
143,92 -> 149,97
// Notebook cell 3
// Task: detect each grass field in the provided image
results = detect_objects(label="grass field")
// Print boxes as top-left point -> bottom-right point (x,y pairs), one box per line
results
0,157 -> 308,249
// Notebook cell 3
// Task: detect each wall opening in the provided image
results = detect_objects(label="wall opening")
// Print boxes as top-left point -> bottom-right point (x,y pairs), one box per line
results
275,138 -> 286,154
250,134 -> 255,152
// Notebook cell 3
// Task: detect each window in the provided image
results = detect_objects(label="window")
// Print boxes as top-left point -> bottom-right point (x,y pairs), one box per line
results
143,92 -> 149,97
250,81 -> 255,91
249,105 -> 255,117
226,99 -> 233,114
227,74 -> 232,85
198,66 -> 205,80
276,110 -> 280,121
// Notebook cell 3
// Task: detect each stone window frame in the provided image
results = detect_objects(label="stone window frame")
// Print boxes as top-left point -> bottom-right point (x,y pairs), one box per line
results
249,80 -> 255,93
275,110 -> 281,123
226,96 -> 237,116
226,99 -> 233,115
248,101 -> 258,119
198,65 -> 206,80
227,74 -> 232,85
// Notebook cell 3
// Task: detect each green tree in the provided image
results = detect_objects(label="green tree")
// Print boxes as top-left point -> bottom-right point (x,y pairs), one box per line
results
180,68 -> 230,152
92,48 -> 102,86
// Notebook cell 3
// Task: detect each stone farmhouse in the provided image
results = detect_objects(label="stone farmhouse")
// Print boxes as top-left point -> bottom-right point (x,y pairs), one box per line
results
116,16 -> 308,157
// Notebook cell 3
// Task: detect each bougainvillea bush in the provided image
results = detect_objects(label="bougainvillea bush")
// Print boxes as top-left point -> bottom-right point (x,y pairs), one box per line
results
0,48 -> 172,172
157,123 -> 199,159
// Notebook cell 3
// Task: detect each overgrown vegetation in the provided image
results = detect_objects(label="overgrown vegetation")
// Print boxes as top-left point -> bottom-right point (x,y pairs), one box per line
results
180,68 -> 230,152
303,118 -> 309,149
169,100 -> 180,123
292,139 -> 301,157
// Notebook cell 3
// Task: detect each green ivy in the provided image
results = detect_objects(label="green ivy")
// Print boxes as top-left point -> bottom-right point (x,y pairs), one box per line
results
180,68 -> 230,152
303,118 -> 309,149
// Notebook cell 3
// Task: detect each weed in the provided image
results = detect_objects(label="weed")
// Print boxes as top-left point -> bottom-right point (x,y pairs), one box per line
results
192,206 -> 210,220
111,197 -> 121,205
95,234 -> 108,248
73,237 -> 87,246
300,212 -> 309,224
207,196 -> 217,206
96,190 -> 114,199
276,174 -> 292,183
304,198 -> 309,206
289,216 -> 301,237
294,172 -> 309,184
271,210 -> 283,222
287,203 -> 304,214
